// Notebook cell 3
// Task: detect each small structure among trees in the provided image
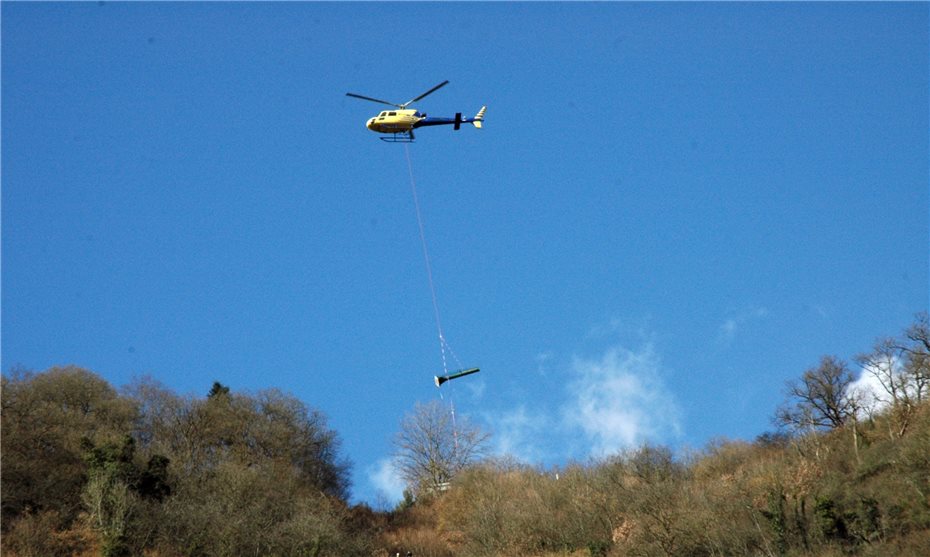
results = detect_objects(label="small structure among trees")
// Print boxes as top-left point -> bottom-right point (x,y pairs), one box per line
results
392,400 -> 489,497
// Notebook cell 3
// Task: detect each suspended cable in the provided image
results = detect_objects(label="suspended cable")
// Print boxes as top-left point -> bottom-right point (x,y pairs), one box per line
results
404,143 -> 453,375
404,144 -> 464,450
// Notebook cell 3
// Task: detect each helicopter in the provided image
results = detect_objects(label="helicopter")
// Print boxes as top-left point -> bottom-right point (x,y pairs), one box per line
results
346,80 -> 485,142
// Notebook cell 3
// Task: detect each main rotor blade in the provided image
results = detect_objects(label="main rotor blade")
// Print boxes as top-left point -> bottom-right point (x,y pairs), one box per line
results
345,92 -> 402,108
402,80 -> 449,108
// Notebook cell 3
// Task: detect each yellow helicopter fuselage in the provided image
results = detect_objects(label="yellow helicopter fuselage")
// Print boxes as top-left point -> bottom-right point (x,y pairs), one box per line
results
366,109 -> 422,133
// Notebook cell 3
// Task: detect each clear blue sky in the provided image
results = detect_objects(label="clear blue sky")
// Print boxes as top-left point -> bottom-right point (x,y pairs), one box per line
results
3,2 -> 927,505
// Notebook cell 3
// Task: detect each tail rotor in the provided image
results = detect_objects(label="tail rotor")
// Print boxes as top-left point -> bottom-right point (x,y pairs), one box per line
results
472,106 -> 487,128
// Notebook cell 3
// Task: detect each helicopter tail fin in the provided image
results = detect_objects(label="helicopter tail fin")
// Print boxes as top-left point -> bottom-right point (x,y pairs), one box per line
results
472,106 -> 486,128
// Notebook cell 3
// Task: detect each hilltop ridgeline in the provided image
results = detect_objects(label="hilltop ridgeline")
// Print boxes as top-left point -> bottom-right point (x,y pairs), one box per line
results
3,314 -> 929,556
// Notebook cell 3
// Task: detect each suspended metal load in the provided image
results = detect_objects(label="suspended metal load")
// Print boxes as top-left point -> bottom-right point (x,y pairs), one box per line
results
434,367 -> 480,387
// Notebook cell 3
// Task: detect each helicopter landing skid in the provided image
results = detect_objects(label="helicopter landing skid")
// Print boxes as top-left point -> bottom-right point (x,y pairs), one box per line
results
379,132 -> 415,143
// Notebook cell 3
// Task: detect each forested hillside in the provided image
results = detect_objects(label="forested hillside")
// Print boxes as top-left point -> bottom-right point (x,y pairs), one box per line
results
384,403 -> 929,557
3,316 -> 928,556
1,371 -> 370,556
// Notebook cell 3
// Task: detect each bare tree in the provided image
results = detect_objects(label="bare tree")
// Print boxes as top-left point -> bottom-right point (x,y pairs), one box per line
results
775,356 -> 866,464
900,312 -> 930,403
776,356 -> 857,432
856,313 -> 930,438
393,400 -> 489,496
1,366 -> 136,526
